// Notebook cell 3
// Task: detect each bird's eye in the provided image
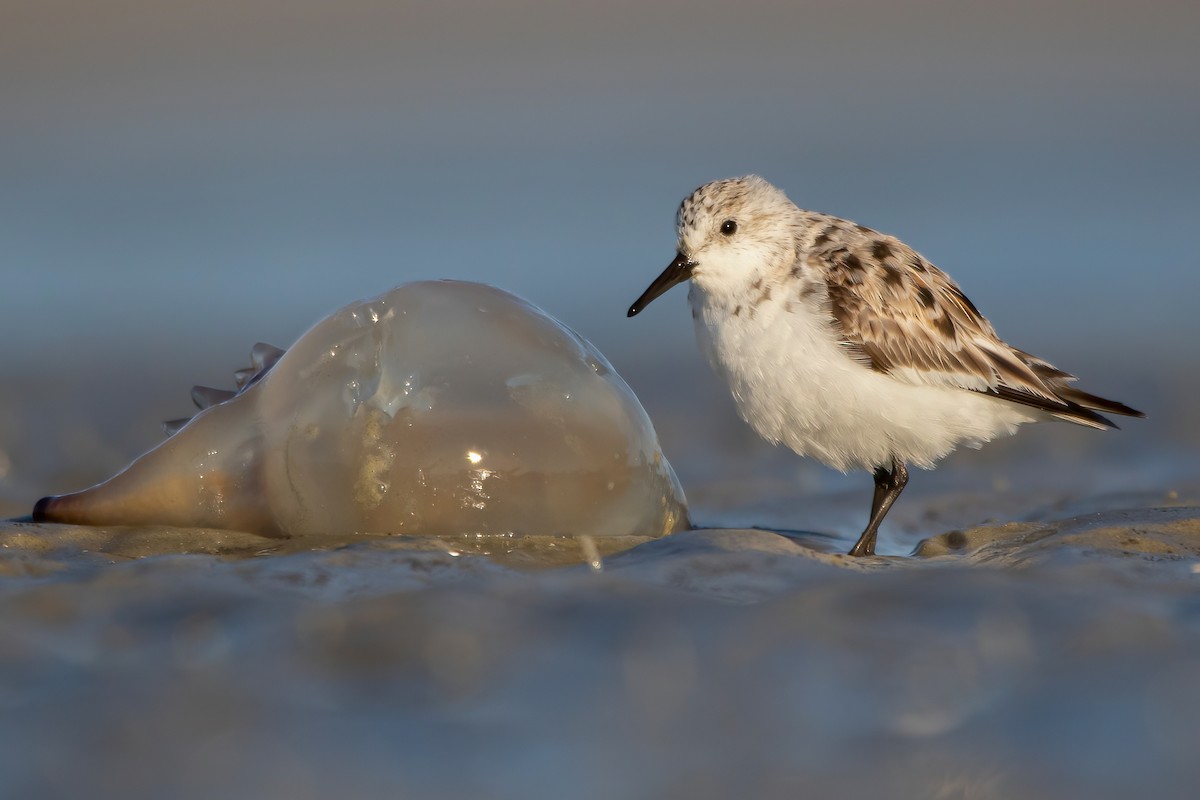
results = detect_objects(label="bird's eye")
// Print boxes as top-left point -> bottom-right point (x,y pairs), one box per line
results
720,220 -> 737,236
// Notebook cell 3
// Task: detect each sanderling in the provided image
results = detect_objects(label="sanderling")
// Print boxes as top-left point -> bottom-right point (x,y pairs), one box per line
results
628,175 -> 1143,556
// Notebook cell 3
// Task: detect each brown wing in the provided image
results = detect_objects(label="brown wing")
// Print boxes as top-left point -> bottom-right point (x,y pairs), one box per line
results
811,221 -> 1141,429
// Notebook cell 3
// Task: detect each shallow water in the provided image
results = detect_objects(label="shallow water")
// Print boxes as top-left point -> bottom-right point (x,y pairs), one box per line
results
3,392 -> 1200,799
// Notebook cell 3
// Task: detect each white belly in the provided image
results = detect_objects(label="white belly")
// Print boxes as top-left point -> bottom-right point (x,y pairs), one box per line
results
689,287 -> 1039,472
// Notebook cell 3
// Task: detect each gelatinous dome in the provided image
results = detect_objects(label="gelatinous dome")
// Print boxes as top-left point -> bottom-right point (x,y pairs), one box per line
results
35,281 -> 689,539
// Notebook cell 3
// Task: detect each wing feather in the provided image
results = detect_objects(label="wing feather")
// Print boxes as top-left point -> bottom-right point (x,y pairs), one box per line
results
811,221 -> 1143,427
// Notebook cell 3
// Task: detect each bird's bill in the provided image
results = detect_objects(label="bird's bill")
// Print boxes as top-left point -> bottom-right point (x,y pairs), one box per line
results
627,252 -> 695,317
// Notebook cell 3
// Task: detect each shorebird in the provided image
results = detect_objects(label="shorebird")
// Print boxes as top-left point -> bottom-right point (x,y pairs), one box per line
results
628,175 -> 1142,556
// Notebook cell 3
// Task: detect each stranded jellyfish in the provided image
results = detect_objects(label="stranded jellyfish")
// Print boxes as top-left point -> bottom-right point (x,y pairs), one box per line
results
35,281 -> 688,539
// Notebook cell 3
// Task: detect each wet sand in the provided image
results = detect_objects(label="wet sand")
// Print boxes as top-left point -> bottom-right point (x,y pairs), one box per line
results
2,490 -> 1199,799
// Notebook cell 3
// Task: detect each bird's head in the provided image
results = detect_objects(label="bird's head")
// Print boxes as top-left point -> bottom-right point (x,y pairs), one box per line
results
628,175 -> 799,316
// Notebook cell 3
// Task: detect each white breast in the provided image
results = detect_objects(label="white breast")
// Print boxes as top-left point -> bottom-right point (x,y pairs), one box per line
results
687,285 -> 1039,472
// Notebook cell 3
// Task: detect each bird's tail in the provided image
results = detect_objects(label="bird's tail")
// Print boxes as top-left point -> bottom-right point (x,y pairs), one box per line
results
1055,386 -> 1145,427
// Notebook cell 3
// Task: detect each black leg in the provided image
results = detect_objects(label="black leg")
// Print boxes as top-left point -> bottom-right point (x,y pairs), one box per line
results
848,458 -> 909,556
868,466 -> 891,521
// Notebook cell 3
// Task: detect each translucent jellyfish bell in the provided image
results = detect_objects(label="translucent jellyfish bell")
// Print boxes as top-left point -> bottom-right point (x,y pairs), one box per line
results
35,281 -> 689,540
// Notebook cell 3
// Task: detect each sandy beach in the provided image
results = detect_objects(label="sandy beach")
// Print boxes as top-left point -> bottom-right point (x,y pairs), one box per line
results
3,398 -> 1198,799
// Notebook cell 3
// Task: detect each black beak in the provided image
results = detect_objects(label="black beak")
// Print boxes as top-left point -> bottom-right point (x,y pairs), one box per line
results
627,252 -> 695,317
